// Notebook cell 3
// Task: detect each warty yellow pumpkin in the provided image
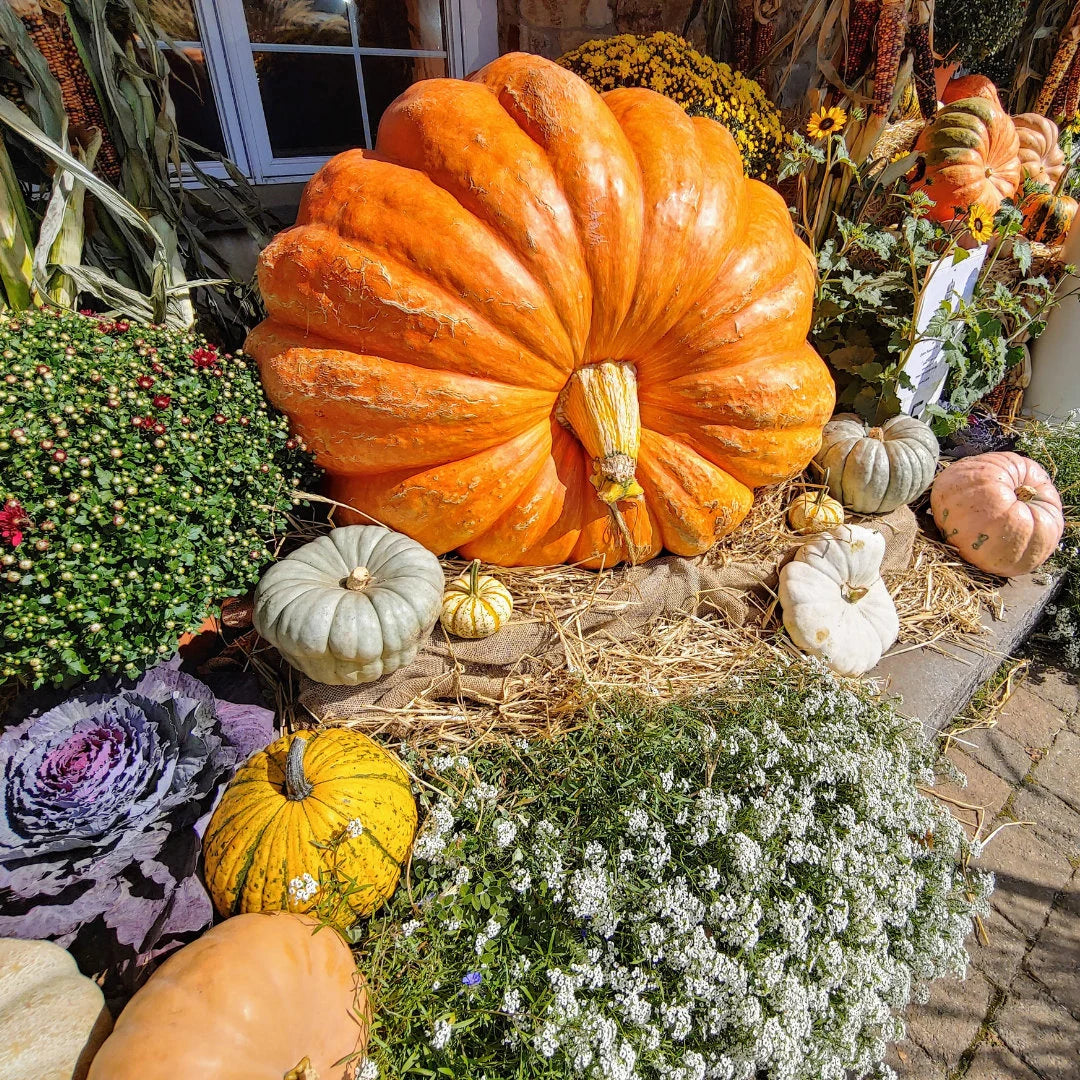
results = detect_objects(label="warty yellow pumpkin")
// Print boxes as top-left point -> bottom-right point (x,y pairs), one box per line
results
202,730 -> 417,930
246,54 -> 835,568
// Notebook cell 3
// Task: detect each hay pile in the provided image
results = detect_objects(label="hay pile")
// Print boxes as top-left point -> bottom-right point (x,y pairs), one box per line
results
245,477 -> 1003,749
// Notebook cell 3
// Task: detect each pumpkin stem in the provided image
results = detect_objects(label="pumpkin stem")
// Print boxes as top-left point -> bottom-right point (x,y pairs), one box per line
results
345,566 -> 373,591
285,737 -> 314,801
559,361 -> 644,504
1015,484 -> 1039,502
284,1058 -> 319,1080
467,558 -> 482,596
867,426 -> 885,441
842,584 -> 870,603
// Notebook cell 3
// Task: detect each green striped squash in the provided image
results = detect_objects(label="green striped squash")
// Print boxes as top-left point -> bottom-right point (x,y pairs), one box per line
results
202,730 -> 417,930
1020,191 -> 1077,246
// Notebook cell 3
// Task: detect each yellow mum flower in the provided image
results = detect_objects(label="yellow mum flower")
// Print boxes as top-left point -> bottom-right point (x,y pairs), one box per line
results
967,204 -> 994,243
806,106 -> 847,140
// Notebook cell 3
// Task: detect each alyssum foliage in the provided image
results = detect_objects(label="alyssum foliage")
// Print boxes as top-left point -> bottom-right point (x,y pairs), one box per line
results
353,664 -> 989,1080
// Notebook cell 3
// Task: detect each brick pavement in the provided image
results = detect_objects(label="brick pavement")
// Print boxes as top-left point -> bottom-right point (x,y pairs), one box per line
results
890,642 -> 1080,1080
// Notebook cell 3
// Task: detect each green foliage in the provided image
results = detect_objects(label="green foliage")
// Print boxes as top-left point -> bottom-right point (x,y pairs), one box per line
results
934,0 -> 1029,67
809,188 -> 1061,433
0,307 -> 315,687
353,664 -> 988,1080
1016,417 -> 1080,664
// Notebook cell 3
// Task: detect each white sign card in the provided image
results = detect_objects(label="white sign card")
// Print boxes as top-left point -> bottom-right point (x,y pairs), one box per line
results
896,244 -> 988,418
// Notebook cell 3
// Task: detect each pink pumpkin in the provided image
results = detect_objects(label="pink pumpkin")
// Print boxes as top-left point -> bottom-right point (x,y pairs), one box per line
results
931,452 -> 1064,576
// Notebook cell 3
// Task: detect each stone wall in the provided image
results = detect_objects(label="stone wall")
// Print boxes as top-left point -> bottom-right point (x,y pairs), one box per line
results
499,0 -> 698,59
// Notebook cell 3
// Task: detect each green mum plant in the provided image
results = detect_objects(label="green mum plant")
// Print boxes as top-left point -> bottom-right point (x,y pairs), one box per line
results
0,308 -> 315,687
351,664 -> 990,1080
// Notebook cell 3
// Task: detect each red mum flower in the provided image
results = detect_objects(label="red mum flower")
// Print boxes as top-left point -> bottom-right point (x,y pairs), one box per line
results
137,375 -> 155,390
0,500 -> 31,548
152,394 -> 171,409
191,345 -> 218,370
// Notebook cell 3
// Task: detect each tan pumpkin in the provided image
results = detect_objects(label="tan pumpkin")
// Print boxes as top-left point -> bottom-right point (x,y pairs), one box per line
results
87,913 -> 369,1080
246,54 -> 835,569
786,490 -> 845,534
1020,190 -> 1078,246
440,559 -> 514,639
203,730 -> 417,930
911,97 -> 1021,223
931,452 -> 1064,576
1012,113 -> 1066,192
0,938 -> 112,1080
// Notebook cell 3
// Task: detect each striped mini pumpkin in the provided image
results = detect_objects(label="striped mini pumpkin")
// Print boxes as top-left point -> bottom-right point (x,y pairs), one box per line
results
1020,191 -> 1078,246
202,730 -> 417,930
440,559 -> 514,639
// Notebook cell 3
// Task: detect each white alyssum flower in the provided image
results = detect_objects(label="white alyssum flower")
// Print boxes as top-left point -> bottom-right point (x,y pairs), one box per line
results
357,1059 -> 378,1080
287,873 -> 318,904
401,919 -> 422,939
429,1018 -> 453,1051
494,818 -> 518,848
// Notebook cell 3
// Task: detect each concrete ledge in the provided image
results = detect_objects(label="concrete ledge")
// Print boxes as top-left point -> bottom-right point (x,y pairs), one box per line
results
873,571 -> 1064,736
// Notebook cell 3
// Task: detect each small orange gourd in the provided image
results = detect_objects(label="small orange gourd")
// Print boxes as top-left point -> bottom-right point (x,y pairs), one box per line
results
1020,190 -> 1078,246
940,74 -> 1003,108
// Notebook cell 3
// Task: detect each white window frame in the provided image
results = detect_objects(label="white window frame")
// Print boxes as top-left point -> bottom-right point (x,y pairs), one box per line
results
170,0 -> 498,186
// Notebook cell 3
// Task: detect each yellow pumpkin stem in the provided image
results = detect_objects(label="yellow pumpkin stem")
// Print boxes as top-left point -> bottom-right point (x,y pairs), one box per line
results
284,1058 -> 319,1080
285,737 -> 314,801
560,361 -> 644,505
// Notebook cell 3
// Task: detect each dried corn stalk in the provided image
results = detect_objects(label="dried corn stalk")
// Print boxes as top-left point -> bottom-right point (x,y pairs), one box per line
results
842,0 -> 882,82
872,0 -> 909,117
908,0 -> 935,119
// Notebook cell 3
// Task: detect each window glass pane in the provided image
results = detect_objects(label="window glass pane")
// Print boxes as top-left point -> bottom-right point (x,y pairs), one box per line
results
355,0 -> 446,52
148,0 -> 199,41
364,53 -> 446,138
243,0 -> 351,47
256,51 -> 365,156
164,47 -> 228,155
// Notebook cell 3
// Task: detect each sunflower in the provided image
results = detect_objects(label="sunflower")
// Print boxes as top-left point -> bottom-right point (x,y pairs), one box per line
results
967,204 -> 994,243
806,106 -> 847,140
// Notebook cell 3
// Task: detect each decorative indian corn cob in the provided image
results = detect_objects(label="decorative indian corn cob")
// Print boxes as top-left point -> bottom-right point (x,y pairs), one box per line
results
872,0 -> 909,117
1063,53 -> 1080,121
1035,3 -> 1080,116
842,0 -> 882,82
908,0 -> 936,119
734,0 -> 755,72
11,0 -> 121,181
750,0 -> 781,70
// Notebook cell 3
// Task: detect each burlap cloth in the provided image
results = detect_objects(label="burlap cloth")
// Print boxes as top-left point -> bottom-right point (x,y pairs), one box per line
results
302,506 -> 918,722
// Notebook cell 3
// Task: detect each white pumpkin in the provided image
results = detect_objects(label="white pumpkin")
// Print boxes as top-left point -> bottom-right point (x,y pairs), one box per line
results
253,525 -> 445,685
815,413 -> 940,513
0,938 -> 112,1080
778,524 -> 900,676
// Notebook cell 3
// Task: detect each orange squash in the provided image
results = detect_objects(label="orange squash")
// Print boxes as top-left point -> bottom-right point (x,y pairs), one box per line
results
1020,189 -> 1078,245
1013,113 -> 1066,192
246,54 -> 835,568
911,97 -> 1021,223
86,913 -> 369,1080
940,73 -> 1003,109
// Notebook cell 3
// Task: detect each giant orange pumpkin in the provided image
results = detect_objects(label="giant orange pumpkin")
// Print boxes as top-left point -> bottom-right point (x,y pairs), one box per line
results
911,97 -> 1021,223
247,54 -> 835,568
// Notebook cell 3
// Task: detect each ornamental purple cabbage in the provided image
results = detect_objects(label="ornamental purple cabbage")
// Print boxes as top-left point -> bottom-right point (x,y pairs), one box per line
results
0,662 -> 272,990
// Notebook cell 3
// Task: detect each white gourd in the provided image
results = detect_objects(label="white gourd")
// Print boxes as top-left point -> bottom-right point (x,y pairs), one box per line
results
778,524 -> 900,676
440,561 -> 514,639
815,413 -> 939,513
253,525 -> 445,685
0,938 -> 112,1080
